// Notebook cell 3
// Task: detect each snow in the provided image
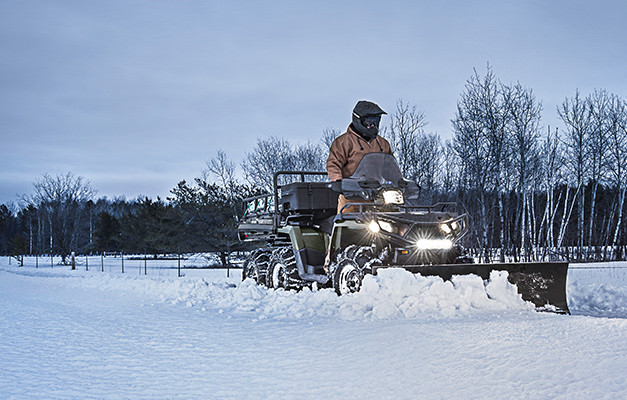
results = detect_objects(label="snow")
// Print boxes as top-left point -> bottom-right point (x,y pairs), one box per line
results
1,256 -> 626,399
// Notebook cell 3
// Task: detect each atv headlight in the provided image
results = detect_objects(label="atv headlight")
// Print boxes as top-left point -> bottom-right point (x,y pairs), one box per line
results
368,220 -> 381,233
440,221 -> 461,235
416,239 -> 453,250
378,220 -> 394,233
382,189 -> 404,205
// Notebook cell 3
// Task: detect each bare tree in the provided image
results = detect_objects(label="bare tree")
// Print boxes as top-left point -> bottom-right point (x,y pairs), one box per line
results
29,172 -> 96,205
485,75 -> 513,262
241,137 -> 295,191
453,80 -> 492,256
558,90 -> 591,258
414,132 -> 442,197
202,149 -> 241,223
606,94 -> 627,250
321,127 -> 341,149
452,65 -> 511,260
293,141 -> 326,173
21,172 -> 97,263
387,99 -> 428,181
440,139 -> 459,194
538,127 -> 565,254
586,89 -> 611,250
205,150 -> 236,189
505,82 -> 542,258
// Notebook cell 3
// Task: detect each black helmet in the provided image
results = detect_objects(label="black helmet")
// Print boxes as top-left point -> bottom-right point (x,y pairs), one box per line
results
351,100 -> 387,140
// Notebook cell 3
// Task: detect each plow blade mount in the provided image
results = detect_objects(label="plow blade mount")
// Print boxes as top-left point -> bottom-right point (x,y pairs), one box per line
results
380,262 -> 569,314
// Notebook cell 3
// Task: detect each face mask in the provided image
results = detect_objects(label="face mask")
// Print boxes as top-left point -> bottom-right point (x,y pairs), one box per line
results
361,115 -> 381,129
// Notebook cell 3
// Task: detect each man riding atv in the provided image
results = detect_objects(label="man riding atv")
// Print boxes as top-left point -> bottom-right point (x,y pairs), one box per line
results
327,100 -> 392,213
324,100 -> 392,269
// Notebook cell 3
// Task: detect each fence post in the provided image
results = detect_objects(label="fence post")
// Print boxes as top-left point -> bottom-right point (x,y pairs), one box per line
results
177,253 -> 181,278
144,254 -> 147,275
36,254 -> 38,268
71,252 -> 76,270
101,252 -> 104,272
121,251 -> 125,273
51,253 -> 53,268
85,255 -> 89,271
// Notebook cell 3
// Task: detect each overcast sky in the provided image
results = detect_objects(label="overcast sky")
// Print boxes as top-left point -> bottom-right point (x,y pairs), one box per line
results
1,0 -> 626,205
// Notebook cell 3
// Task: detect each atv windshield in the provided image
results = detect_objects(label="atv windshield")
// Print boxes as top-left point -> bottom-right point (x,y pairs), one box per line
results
349,153 -> 405,184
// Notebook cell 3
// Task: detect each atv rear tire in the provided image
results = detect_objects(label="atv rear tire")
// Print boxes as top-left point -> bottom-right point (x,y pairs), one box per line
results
242,250 -> 270,286
268,260 -> 288,289
267,247 -> 299,289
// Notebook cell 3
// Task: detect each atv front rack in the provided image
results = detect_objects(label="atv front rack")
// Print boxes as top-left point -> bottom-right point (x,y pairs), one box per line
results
337,201 -> 460,216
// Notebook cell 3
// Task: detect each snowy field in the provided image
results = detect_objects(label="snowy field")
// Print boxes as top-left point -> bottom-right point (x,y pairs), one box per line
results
1,256 -> 626,400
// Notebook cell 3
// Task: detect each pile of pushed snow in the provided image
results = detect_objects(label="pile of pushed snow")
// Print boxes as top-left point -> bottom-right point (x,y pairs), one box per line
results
35,267 -> 535,320
354,269 -> 534,319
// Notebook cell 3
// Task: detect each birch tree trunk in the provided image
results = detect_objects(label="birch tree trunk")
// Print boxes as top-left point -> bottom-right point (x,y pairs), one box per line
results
612,187 -> 626,248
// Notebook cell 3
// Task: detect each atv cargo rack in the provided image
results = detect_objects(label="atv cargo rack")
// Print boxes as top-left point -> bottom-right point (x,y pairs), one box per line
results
239,171 -> 334,242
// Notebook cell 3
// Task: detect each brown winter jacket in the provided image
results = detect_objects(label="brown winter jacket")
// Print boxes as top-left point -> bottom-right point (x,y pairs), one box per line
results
326,125 -> 392,181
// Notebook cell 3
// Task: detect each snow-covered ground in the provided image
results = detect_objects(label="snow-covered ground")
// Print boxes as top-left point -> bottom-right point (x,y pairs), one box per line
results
1,256 -> 625,399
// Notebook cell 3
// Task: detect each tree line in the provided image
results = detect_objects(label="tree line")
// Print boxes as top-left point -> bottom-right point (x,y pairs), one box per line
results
2,65 -> 626,264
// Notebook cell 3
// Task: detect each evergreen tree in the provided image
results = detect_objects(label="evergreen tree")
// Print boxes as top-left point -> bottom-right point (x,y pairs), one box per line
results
94,211 -> 122,252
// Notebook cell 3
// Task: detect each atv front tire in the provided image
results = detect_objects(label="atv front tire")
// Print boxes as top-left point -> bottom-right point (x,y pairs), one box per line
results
333,258 -> 362,295
331,245 -> 382,295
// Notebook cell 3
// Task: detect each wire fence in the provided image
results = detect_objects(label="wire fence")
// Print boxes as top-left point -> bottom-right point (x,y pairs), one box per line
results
5,252 -> 243,279
464,245 -> 627,264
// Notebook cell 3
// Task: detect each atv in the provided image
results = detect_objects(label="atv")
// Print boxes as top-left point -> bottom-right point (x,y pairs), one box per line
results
238,153 -> 569,313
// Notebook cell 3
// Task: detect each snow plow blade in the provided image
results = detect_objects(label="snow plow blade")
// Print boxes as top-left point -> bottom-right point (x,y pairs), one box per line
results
375,262 -> 569,314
